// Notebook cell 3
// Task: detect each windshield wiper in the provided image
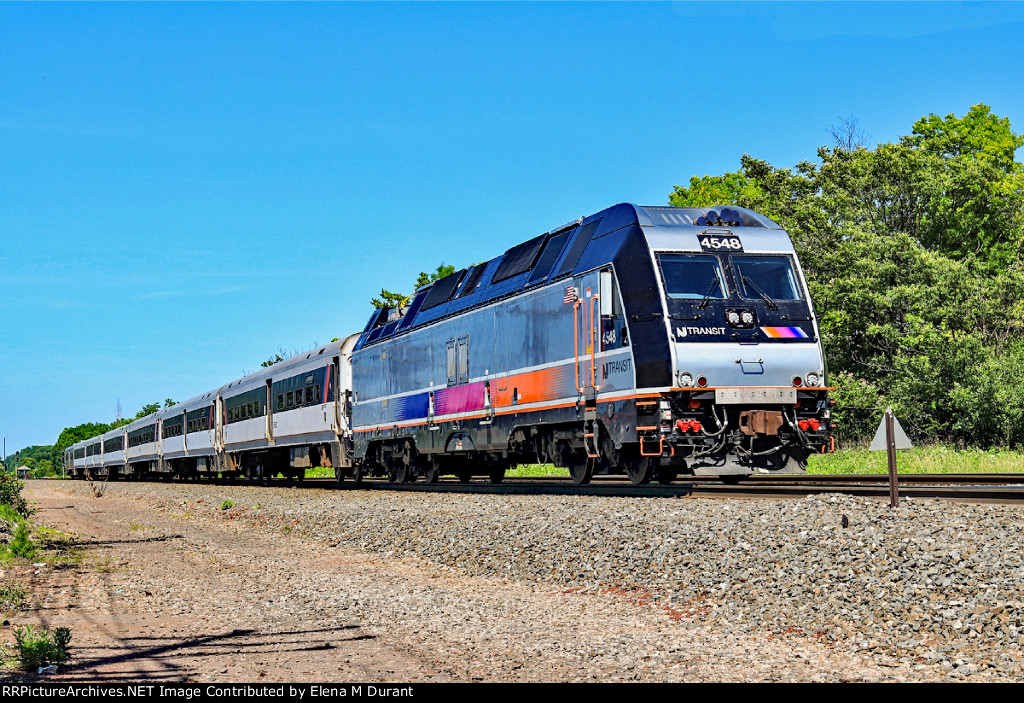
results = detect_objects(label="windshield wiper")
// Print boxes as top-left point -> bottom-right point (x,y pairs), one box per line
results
743,276 -> 779,310
696,278 -> 722,310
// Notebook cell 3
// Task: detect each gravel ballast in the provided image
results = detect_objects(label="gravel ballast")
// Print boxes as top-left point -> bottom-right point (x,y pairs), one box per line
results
31,481 -> 1024,681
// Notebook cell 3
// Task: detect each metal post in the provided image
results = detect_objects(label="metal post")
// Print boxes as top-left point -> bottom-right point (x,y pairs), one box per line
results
886,410 -> 899,507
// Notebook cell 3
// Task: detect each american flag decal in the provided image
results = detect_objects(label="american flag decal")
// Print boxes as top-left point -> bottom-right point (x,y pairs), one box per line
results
563,286 -> 577,304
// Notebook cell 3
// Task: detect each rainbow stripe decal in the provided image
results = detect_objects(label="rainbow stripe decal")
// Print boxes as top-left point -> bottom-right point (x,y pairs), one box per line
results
760,326 -> 809,339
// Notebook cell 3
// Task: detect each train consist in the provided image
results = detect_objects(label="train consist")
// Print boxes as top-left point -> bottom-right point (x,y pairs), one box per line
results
65,203 -> 833,486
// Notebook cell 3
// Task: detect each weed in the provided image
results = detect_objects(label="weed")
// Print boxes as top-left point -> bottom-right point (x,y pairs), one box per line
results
220,500 -> 235,510
0,473 -> 31,517
13,625 -> 71,671
8,523 -> 35,560
0,583 -> 28,610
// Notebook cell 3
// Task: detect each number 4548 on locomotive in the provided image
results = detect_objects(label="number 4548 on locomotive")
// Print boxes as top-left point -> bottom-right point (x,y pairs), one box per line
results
350,203 -> 833,485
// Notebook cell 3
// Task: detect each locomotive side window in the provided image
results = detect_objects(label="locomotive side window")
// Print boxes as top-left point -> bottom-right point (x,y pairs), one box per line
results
457,335 -> 469,385
446,339 -> 457,387
733,256 -> 802,301
658,254 -> 728,300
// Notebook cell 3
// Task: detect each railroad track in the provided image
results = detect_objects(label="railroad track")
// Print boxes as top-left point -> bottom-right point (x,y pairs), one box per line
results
86,472 -> 1024,504
348,473 -> 1024,504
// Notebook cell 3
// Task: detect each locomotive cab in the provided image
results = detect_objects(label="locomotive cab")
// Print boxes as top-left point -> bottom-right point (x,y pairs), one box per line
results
639,207 -> 832,475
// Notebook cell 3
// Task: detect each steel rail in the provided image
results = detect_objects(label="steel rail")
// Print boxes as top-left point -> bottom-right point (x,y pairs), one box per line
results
60,472 -> 1024,504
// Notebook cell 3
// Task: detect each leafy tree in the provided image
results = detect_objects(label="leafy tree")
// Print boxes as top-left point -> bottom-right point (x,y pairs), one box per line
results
50,422 -> 112,471
670,171 -> 765,209
259,344 -> 311,368
371,263 -> 456,309
260,354 -> 285,368
4,445 -> 55,477
135,403 -> 160,419
370,288 -> 412,310
669,104 -> 1024,446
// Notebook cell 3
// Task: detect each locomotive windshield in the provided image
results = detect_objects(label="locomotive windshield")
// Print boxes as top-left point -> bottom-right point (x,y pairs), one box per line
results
733,255 -> 802,301
659,254 -> 727,300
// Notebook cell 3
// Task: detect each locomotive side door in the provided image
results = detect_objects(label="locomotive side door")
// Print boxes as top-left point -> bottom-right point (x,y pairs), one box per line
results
494,307 -> 510,407
573,271 -> 602,395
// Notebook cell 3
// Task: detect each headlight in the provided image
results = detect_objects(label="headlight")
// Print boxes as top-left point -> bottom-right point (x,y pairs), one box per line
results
678,372 -> 694,387
740,310 -> 754,325
726,310 -> 740,325
806,371 -> 821,387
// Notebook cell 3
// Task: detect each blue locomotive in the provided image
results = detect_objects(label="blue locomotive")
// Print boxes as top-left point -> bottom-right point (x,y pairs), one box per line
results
67,203 -> 832,486
350,203 -> 832,485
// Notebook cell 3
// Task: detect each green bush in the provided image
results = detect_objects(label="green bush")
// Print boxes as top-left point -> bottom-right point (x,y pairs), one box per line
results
13,625 -> 71,671
8,523 -> 35,560
0,503 -> 24,526
0,473 -> 31,518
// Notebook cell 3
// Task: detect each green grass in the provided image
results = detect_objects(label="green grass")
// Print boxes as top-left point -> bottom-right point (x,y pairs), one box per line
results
504,448 -> 1024,477
808,445 -> 1024,474
258,448 -> 1022,482
33,526 -> 85,568
507,463 -> 569,478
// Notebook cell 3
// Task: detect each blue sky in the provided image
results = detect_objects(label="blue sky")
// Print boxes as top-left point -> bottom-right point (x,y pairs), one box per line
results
3,1 -> 1024,453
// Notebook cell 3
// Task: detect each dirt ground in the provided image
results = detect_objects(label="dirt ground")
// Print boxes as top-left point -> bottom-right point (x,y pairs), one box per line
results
1,479 -> 937,683
2,482 -> 445,682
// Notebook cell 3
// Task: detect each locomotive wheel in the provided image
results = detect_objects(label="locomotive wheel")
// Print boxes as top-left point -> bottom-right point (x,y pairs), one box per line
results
456,469 -> 473,483
566,453 -> 593,486
335,466 -> 345,484
294,468 -> 305,483
625,456 -> 654,485
423,461 -> 440,484
351,465 -> 364,486
488,465 -> 506,484
387,460 -> 411,484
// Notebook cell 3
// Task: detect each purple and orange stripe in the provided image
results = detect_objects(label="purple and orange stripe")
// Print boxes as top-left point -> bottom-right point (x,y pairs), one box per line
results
760,326 -> 808,339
